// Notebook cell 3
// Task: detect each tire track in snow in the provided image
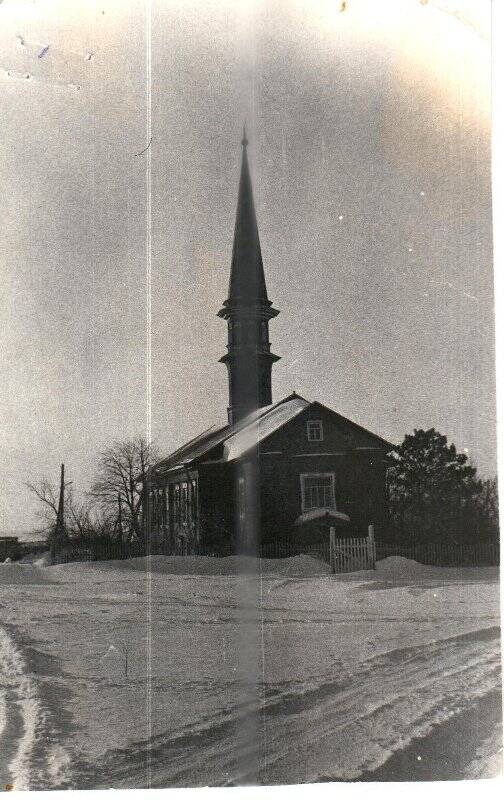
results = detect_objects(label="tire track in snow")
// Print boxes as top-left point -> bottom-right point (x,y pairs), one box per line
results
253,627 -> 501,783
0,625 -> 73,790
0,685 -> 10,786
79,624 -> 501,787
359,690 -> 503,781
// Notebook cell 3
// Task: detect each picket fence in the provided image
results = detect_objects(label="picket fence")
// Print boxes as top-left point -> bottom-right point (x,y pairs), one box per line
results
375,540 -> 499,567
260,527 -> 376,574
53,534 -> 499,570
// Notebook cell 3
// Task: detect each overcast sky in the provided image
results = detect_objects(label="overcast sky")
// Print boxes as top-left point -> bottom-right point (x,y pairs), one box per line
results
0,0 -> 493,536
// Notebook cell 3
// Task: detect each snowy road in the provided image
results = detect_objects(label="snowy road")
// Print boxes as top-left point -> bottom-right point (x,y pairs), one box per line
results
0,556 -> 501,788
83,626 -> 500,787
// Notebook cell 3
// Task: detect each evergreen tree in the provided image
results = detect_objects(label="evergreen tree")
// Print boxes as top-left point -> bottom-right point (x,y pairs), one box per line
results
388,428 -> 497,544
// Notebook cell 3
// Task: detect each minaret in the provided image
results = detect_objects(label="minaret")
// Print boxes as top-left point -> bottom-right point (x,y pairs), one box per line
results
218,130 -> 280,424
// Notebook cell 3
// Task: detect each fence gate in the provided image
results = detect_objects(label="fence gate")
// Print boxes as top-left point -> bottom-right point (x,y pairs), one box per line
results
328,525 -> 376,574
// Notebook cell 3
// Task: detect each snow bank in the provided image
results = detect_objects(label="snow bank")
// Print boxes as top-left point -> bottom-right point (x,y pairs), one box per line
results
0,564 -> 54,585
376,556 -> 433,579
374,557 -> 499,586
48,553 -> 331,578
262,554 -> 332,577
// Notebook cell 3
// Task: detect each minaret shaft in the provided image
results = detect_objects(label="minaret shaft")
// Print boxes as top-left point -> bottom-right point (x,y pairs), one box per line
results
218,133 -> 280,424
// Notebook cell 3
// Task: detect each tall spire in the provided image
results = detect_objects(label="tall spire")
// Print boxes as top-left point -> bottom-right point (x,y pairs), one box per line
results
227,127 -> 268,304
218,132 -> 280,425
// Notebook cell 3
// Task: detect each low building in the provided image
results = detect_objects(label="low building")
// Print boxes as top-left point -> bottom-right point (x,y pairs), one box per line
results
0,536 -> 21,561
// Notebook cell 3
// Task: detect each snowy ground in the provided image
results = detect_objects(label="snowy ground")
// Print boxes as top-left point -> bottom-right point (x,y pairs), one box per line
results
0,555 -> 501,789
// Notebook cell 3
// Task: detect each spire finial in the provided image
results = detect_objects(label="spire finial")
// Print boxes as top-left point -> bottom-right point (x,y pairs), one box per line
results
241,123 -> 248,148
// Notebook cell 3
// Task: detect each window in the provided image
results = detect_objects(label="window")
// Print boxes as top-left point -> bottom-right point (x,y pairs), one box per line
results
162,488 -> 168,527
149,491 -> 157,526
301,473 -> 335,511
173,485 -> 180,523
155,490 -> 163,526
307,420 -> 323,441
181,482 -> 188,524
191,479 -> 198,521
154,490 -> 163,528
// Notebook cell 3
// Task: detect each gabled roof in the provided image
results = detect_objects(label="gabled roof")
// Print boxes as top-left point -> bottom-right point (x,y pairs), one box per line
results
153,423 -> 229,473
153,394 -> 306,474
152,393 -> 393,476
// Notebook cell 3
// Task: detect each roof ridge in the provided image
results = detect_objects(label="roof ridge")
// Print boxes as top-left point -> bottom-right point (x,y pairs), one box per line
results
220,393 -> 308,444
286,390 -> 311,403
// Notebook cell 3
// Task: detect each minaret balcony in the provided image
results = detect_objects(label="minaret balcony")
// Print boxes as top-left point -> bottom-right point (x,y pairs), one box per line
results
217,298 -> 280,321
219,348 -> 280,364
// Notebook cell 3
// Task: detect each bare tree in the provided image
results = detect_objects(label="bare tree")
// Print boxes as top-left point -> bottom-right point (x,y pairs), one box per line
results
26,475 -> 61,532
26,472 -> 100,542
89,438 -> 157,541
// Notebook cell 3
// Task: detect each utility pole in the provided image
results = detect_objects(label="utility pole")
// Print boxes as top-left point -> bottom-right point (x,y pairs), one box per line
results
51,463 -> 66,562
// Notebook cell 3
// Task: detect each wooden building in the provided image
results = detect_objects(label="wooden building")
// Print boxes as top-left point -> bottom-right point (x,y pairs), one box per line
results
146,132 -> 392,554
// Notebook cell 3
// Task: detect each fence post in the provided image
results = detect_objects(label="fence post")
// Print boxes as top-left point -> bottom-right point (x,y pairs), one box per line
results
329,527 -> 336,574
367,524 -> 376,569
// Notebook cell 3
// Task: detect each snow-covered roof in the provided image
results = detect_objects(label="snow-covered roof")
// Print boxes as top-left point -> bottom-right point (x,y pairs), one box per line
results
153,424 -> 229,473
293,509 -> 350,527
153,394 -> 309,473
223,396 -> 309,461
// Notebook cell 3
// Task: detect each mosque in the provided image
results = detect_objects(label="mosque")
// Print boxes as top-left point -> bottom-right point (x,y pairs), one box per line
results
145,133 -> 392,554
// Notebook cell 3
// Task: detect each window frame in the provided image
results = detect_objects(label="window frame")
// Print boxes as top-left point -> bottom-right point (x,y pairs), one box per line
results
300,472 -> 336,512
306,419 -> 324,442
173,484 -> 180,523
180,482 -> 188,524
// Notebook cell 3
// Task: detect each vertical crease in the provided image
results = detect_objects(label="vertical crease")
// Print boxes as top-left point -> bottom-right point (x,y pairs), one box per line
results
145,0 -> 153,789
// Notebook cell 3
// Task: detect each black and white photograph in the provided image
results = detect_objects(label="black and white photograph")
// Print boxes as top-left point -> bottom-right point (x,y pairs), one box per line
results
0,0 -> 501,791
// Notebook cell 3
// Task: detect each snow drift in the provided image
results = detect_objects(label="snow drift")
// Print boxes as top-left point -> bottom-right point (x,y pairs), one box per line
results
46,553 -> 332,578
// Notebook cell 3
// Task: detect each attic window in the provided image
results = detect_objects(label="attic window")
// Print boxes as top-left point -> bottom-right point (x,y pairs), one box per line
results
307,420 -> 323,442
